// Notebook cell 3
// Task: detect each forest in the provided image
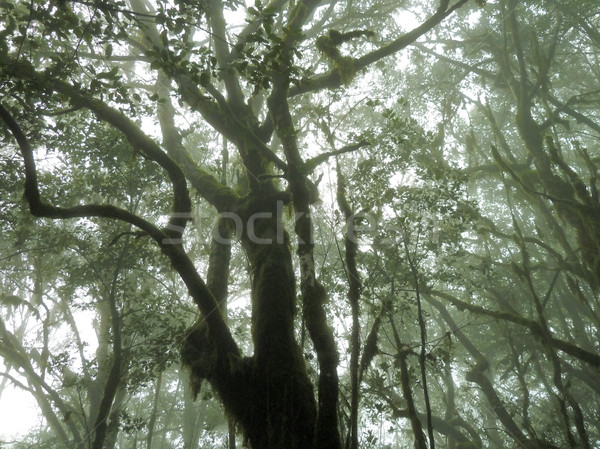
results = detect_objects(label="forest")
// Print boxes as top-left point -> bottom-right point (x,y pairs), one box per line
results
0,0 -> 599,448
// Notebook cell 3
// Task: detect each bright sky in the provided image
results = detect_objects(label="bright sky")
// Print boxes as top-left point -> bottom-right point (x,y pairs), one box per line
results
0,304 -> 98,442
0,381 -> 40,442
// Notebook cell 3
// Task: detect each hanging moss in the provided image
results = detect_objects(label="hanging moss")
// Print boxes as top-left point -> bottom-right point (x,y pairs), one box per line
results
180,321 -> 219,399
316,29 -> 374,86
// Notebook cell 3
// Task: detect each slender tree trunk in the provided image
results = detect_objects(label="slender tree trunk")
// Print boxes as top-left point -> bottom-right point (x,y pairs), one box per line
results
92,244 -> 127,449
337,166 -> 361,449
147,371 -> 162,449
88,297 -> 111,430
228,421 -> 236,449
104,381 -> 127,449
91,344 -> 122,449
182,373 -> 201,449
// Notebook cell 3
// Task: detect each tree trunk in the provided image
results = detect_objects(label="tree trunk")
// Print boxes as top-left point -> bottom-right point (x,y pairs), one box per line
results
147,371 -> 162,449
183,207 -> 322,448
182,370 -> 201,449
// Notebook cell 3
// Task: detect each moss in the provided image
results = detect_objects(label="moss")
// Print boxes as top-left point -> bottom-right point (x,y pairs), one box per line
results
316,29 -> 374,86
180,321 -> 217,399
316,34 -> 342,61
336,56 -> 356,85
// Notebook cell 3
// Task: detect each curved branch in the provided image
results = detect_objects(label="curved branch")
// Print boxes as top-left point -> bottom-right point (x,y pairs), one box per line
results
0,55 -> 191,238
49,83 -> 192,236
0,102 -> 169,241
0,103 -> 241,368
306,140 -> 369,172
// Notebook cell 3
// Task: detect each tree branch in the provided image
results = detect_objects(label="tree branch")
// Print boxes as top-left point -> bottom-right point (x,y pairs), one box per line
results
0,55 -> 192,238
0,102 -> 168,242
204,0 -> 245,108
431,290 -> 600,367
306,140 -> 369,172
290,0 -> 469,96
155,72 -> 241,211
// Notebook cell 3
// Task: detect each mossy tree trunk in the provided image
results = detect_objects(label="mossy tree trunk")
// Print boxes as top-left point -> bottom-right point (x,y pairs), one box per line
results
182,181 -> 323,448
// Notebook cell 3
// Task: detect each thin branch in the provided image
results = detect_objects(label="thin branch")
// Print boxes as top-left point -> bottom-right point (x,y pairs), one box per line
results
431,290 -> 600,368
388,314 -> 428,449
402,229 -> 435,449
306,140 -> 369,171
205,0 -> 245,108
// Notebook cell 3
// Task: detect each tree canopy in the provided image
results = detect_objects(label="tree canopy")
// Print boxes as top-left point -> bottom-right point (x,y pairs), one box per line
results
1,0 -> 599,448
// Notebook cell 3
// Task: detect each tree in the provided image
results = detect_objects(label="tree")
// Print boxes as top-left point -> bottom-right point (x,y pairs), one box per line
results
0,0 -> 471,448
